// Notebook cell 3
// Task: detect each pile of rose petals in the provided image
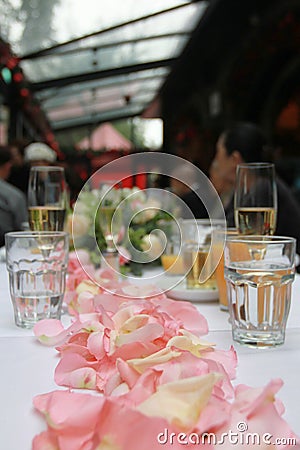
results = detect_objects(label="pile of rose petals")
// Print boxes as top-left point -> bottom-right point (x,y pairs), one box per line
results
31,252 -> 299,449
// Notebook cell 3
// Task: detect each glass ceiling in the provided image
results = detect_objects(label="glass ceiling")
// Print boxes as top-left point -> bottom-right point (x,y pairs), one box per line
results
0,0 -> 208,136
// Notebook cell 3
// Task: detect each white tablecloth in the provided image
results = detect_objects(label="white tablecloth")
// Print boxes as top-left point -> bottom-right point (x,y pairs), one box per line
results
0,262 -> 300,449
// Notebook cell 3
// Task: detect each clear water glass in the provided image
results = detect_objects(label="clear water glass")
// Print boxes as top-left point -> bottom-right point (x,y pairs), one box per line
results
224,234 -> 295,347
5,231 -> 69,328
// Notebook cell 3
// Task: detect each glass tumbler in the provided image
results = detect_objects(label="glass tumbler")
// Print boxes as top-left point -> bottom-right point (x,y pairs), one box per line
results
5,231 -> 69,328
224,234 -> 295,347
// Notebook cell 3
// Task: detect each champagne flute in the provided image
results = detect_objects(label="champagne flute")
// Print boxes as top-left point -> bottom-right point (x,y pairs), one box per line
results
28,166 -> 68,312
98,182 -> 123,253
234,163 -> 277,235
28,166 -> 67,232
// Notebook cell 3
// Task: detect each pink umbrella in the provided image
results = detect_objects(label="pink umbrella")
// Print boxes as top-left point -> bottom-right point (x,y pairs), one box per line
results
77,122 -> 132,151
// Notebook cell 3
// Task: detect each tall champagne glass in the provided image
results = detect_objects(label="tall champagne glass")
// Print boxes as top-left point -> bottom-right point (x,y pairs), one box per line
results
234,162 -> 277,235
98,182 -> 123,253
28,166 -> 67,232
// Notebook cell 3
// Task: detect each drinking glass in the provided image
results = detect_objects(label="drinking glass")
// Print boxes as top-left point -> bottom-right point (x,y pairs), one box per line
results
180,219 -> 225,290
224,234 -> 296,347
5,231 -> 69,328
28,166 -> 67,232
234,163 -> 277,235
183,241 -> 218,290
213,228 -> 238,311
98,182 -> 123,253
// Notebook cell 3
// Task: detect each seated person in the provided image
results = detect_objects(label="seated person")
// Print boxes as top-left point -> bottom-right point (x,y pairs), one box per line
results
7,142 -> 59,198
24,142 -> 78,206
7,139 -> 29,194
210,121 -> 300,255
170,164 -> 208,218
0,145 -> 28,246
24,142 -> 58,167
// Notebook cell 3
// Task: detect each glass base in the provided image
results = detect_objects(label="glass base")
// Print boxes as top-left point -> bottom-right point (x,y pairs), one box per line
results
15,319 -> 36,329
219,304 -> 229,312
101,251 -> 120,276
12,293 -> 63,329
232,329 -> 285,348
14,308 -> 62,329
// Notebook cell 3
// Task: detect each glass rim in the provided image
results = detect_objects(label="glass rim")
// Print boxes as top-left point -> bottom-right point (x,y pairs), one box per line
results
180,218 -> 226,225
213,227 -> 237,235
226,234 -> 296,245
5,231 -> 69,239
237,162 -> 274,169
29,166 -> 64,172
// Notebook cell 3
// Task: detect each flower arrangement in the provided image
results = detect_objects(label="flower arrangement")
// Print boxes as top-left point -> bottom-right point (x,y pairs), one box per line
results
65,185 -> 177,275
31,254 -> 299,449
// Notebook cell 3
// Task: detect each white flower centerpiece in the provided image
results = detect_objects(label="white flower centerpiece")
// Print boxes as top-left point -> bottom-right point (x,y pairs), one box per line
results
66,185 -> 178,275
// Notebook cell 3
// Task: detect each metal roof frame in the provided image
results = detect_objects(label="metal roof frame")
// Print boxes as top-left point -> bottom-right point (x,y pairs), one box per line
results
0,1 -> 208,146
15,1 -> 207,136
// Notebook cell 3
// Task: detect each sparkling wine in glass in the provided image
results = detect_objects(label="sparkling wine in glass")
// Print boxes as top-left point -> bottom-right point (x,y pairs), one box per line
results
28,166 -> 67,232
234,163 -> 277,236
99,204 -> 123,252
98,182 -> 123,253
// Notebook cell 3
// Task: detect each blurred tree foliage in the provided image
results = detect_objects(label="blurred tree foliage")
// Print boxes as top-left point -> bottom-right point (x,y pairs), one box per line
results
19,0 -> 60,54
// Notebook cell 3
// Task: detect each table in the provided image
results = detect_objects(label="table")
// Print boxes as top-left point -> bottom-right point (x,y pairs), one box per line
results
0,262 -> 300,449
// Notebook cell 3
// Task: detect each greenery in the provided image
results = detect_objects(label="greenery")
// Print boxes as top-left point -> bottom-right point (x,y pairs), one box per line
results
66,186 -> 177,276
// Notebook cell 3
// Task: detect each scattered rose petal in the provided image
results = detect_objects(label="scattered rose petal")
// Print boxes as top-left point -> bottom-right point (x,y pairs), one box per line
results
138,373 -> 221,430
31,253 -> 299,449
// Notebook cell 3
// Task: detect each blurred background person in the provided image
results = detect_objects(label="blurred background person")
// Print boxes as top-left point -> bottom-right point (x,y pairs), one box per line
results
24,142 -> 58,167
170,163 -> 208,218
23,142 -> 59,194
170,164 -> 198,197
0,145 -> 28,246
209,121 -> 300,255
24,142 -> 82,206
7,139 -> 30,194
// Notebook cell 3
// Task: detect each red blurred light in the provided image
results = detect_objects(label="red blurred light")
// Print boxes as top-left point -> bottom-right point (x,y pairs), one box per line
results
46,132 -> 55,141
20,88 -> 29,97
6,57 -> 19,69
13,72 -> 23,83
